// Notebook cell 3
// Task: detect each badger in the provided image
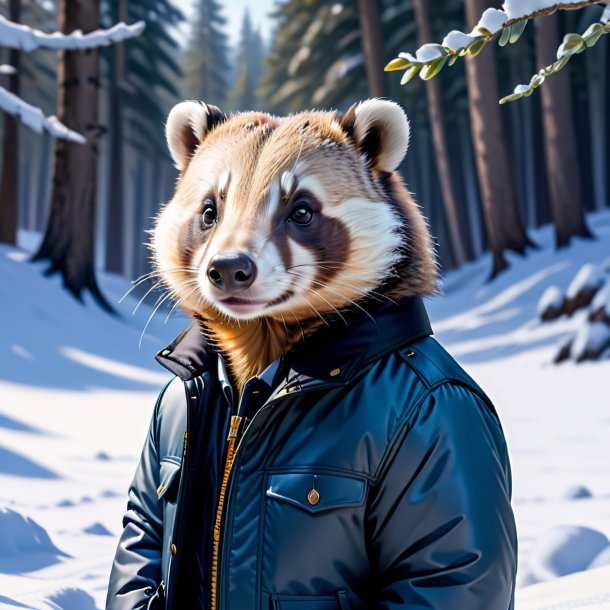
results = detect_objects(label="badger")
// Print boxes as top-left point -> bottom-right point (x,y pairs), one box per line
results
152,99 -> 437,388
107,99 -> 517,610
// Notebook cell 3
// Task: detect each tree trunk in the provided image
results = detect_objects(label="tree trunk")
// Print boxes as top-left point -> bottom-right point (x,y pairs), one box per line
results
355,0 -> 387,97
464,0 -> 531,277
105,0 -> 127,275
412,0 -> 467,268
0,0 -> 21,246
32,0 -> 112,312
586,35 -> 606,211
535,12 -> 592,247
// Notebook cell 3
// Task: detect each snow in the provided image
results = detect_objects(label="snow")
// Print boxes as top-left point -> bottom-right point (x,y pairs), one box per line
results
571,322 -> 610,361
2,213 -> 610,608
442,30 -> 477,52
590,283 -> 610,318
537,285 -> 564,319
515,83 -> 532,94
415,44 -> 444,62
0,64 -> 16,75
603,5 -> 610,25
523,525 -> 610,583
472,8 -> 508,35
566,263 -> 605,300
503,0 -> 586,21
0,16 -> 145,52
516,566 -> 610,609
0,86 -> 86,143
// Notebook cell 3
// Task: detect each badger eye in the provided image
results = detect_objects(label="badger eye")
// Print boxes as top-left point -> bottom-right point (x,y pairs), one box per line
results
201,199 -> 217,229
289,204 -> 314,226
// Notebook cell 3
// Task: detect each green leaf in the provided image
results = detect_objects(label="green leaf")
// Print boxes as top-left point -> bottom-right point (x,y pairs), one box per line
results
385,57 -> 410,72
582,22 -> 604,47
499,26 -> 512,47
557,35 -> 584,59
401,65 -> 421,85
420,55 -> 449,80
509,19 -> 528,44
467,38 -> 486,57
448,54 -> 460,66
553,55 -> 571,71
500,91 -> 524,104
530,73 -> 544,88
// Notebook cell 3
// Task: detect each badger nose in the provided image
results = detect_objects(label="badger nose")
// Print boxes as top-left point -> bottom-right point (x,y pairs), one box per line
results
207,251 -> 257,293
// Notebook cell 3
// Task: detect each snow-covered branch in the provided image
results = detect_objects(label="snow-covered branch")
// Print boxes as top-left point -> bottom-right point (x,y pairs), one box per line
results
0,86 -> 86,143
386,0 -> 609,102
0,16 -> 145,52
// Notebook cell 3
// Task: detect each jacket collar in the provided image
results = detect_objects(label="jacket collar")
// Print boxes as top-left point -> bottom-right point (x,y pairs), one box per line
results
155,297 -> 433,384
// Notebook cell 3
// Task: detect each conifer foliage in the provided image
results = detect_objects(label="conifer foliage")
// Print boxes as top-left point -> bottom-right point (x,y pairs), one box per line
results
183,0 -> 231,106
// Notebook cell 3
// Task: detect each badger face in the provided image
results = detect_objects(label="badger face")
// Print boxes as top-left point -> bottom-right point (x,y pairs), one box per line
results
153,99 -> 434,325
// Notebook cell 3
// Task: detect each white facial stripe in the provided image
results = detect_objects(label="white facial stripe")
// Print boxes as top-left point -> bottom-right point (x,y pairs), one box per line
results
264,177 -> 281,225
280,170 -> 296,197
295,175 -> 327,202
326,197 -> 402,285
218,170 -> 231,195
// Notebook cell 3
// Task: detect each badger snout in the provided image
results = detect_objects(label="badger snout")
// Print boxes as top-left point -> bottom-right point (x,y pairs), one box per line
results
207,251 -> 258,293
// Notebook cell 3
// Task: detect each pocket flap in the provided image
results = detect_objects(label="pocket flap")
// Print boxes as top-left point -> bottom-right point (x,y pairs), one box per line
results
266,472 -> 365,514
157,458 -> 182,500
270,591 -> 349,609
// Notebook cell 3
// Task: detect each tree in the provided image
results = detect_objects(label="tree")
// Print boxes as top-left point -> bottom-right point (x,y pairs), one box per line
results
105,0 -> 128,275
355,0 -> 387,96
183,0 -> 230,105
413,0 -> 467,268
32,0 -> 142,310
101,0 -> 183,279
229,10 -> 265,111
465,0 -> 531,275
0,0 -> 20,246
535,12 -> 593,247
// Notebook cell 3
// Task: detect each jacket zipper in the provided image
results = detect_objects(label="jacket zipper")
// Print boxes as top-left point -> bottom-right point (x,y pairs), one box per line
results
210,414 -> 242,610
212,377 -> 345,610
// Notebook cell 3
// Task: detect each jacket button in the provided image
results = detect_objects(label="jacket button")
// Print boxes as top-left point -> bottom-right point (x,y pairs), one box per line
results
329,368 -> 340,377
307,489 -> 320,505
171,543 -> 177,556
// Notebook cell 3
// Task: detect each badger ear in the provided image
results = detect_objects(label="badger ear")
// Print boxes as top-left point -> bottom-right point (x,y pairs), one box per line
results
165,101 -> 226,171
341,99 -> 410,173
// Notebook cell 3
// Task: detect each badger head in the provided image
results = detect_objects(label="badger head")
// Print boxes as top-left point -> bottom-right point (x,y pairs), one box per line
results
151,99 -> 437,381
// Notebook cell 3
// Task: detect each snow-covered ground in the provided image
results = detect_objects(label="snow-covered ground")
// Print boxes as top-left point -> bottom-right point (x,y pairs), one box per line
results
1,214 -> 610,609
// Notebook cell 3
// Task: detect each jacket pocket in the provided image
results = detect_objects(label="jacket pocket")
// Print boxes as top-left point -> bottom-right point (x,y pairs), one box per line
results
266,472 -> 366,514
270,590 -> 350,609
157,457 -> 181,501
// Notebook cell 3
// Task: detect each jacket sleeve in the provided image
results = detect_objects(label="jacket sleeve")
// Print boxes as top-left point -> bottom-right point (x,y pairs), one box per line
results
105,387 -> 167,610
367,382 -> 517,610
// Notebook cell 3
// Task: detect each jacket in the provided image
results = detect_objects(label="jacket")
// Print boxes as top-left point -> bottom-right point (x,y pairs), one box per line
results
106,296 -> 517,610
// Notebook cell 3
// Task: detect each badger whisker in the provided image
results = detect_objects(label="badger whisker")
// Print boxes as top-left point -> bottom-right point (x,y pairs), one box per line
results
139,290 -> 175,348
287,271 -> 376,325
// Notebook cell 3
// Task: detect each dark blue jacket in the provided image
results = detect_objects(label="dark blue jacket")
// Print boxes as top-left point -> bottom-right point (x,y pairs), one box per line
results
106,297 -> 517,610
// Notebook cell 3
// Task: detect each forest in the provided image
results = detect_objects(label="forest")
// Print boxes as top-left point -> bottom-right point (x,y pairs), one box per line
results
2,2 -> 610,608
1,0 -> 609,309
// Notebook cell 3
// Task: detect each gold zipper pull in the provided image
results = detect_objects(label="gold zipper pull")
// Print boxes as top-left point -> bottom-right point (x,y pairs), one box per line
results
228,415 -> 242,440
182,431 -> 188,459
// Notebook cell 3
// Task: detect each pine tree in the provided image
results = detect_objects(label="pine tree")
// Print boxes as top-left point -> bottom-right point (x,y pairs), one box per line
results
183,0 -> 230,106
230,10 -> 265,111
0,0 -> 20,246
102,0 -> 184,276
32,0 -> 112,309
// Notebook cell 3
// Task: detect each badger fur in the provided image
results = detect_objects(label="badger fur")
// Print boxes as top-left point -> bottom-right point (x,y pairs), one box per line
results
152,99 -> 438,388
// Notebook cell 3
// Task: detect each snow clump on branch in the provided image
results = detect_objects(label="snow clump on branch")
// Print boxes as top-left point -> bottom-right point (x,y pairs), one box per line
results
0,16 -> 145,52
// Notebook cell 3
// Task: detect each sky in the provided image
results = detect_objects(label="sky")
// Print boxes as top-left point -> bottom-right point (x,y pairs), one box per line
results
222,0 -> 277,46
